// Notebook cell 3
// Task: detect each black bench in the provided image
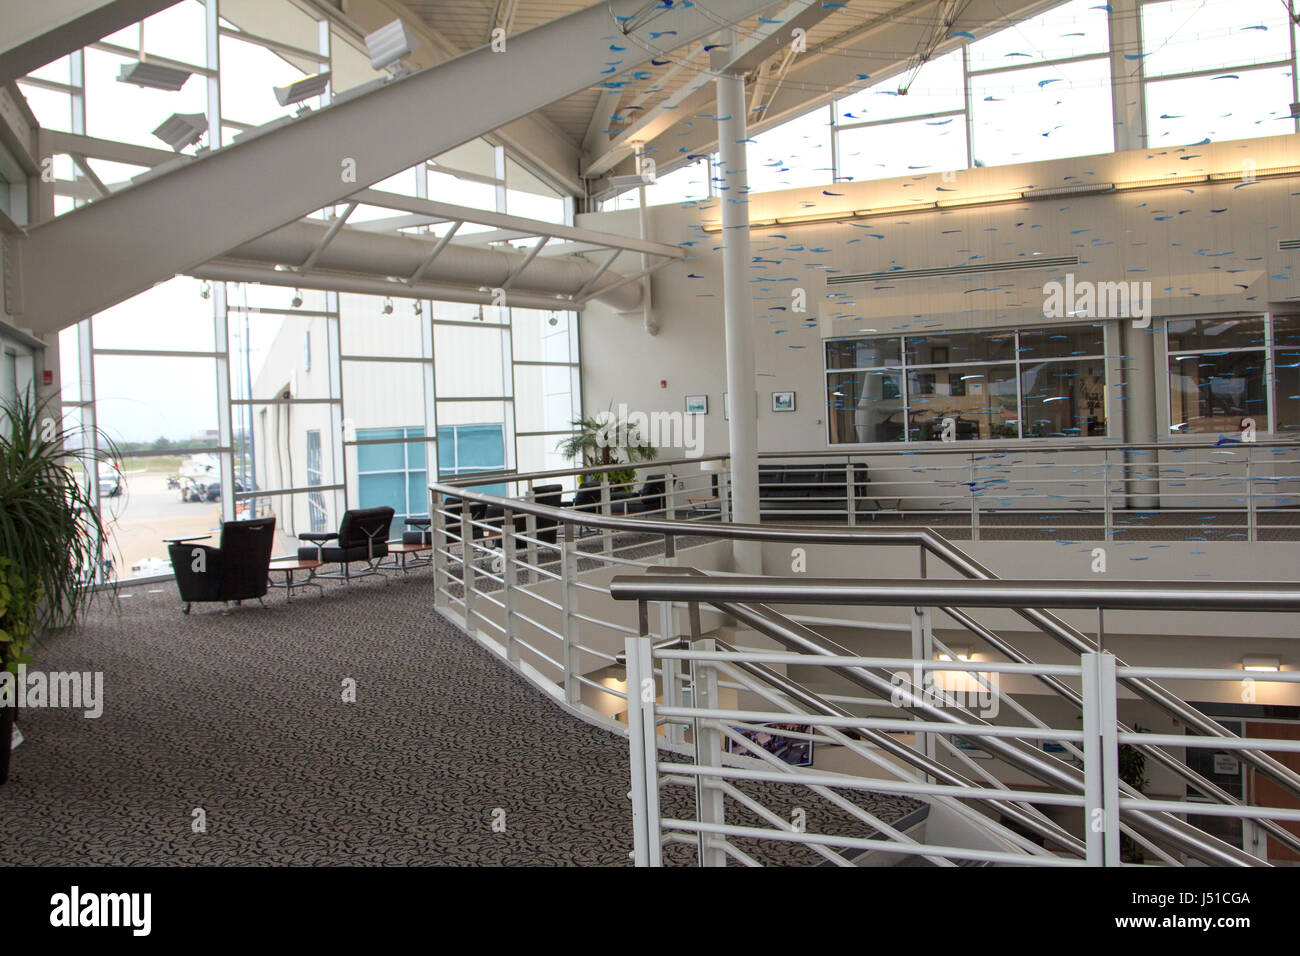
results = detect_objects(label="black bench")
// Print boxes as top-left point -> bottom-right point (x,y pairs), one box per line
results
758,463 -> 872,518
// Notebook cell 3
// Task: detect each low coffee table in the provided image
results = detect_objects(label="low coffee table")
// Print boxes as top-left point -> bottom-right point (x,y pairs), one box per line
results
267,557 -> 323,602
385,541 -> 432,573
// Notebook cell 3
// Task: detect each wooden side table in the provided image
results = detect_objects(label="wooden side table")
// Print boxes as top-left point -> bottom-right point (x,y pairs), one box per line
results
268,558 -> 323,602
385,541 -> 432,573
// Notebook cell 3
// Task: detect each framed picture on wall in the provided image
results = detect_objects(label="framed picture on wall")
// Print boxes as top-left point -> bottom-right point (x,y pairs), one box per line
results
772,391 -> 795,412
685,394 -> 708,415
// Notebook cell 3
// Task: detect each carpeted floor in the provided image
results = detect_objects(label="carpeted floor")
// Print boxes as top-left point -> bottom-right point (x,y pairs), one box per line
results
0,562 -> 918,866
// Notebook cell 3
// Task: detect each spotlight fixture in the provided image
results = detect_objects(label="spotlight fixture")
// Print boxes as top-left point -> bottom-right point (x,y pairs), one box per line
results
152,112 -> 208,151
118,60 -> 192,91
412,300 -> 422,315
365,20 -> 419,73
273,71 -> 332,107
291,289 -> 303,309
1242,656 -> 1281,673
199,281 -> 211,300
547,313 -> 559,327
382,297 -> 394,315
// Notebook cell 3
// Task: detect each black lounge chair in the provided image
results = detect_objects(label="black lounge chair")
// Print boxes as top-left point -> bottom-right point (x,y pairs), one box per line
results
298,506 -> 395,582
168,517 -> 276,614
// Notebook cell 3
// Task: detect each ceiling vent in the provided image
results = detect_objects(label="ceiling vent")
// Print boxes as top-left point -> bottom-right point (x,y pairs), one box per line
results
1279,238 -> 1300,252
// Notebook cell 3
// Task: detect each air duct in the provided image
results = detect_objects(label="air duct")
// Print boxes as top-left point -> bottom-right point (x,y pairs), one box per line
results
199,220 -> 644,312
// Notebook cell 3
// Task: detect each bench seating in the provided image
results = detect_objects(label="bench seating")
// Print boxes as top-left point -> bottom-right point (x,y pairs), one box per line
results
759,463 -> 872,518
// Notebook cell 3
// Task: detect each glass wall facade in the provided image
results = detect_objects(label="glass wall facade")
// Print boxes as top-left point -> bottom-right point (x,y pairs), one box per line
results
826,323 -> 1109,444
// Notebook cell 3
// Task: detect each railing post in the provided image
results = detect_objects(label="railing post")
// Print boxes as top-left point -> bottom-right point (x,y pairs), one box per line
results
911,604 -> 935,773
560,521 -> 581,705
1246,449 -> 1257,543
1081,651 -> 1121,866
600,477 -> 613,557
968,453 -> 981,542
460,504 -> 477,634
665,468 -> 676,520
431,489 -> 447,608
719,461 -> 731,523
501,506 -> 519,667
1102,451 -> 1113,542
692,631 -> 727,867
524,480 -> 539,585
625,606 -> 661,866
845,459 -> 857,527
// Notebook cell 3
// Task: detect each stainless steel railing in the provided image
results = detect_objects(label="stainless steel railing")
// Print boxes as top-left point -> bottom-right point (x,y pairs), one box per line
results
428,463 -> 1300,866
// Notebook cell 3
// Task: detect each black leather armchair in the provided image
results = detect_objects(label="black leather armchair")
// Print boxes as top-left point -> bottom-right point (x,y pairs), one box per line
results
610,474 -> 667,515
169,517 -> 276,614
298,507 -> 395,582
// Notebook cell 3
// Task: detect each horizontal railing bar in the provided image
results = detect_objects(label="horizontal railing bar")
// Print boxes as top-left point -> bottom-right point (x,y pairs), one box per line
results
1118,799 -> 1300,823
659,762 -> 1087,808
573,673 -> 627,699
670,707 -> 1085,742
1117,666 -> 1300,683
1119,734 -> 1300,753
659,819 -> 1086,867
612,576 -> 1300,612
654,648 -> 1084,677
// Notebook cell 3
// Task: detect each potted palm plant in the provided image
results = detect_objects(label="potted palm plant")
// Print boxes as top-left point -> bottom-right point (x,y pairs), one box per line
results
555,409 -> 657,492
0,391 -> 117,784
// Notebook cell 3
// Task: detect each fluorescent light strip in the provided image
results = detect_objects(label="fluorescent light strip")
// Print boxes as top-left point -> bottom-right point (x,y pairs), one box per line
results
700,165 -> 1300,232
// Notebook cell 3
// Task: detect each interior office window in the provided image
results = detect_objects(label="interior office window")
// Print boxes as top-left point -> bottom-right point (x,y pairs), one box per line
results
826,323 -> 1107,443
355,426 -> 427,519
1273,315 -> 1300,434
1166,316 -> 1269,434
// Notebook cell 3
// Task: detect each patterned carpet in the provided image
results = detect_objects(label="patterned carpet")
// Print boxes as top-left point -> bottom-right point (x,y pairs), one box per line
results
0,562 -> 918,866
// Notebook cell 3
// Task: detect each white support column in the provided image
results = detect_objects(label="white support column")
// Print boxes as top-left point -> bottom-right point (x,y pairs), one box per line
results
715,48 -> 761,574
1107,0 -> 1146,152
212,281 -> 235,522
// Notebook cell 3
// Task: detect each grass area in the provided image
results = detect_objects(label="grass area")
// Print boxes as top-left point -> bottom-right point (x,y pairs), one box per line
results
121,457 -> 183,474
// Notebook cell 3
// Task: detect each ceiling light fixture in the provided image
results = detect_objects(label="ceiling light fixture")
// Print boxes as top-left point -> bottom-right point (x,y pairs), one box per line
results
273,71 -> 332,107
365,20 -> 419,74
118,60 -> 192,91
1242,655 -> 1281,673
382,297 -> 394,315
152,112 -> 208,151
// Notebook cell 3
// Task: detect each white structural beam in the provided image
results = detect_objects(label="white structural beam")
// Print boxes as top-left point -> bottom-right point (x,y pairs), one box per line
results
583,0 -> 843,179
308,0 -> 587,196
0,0 -> 180,85
348,189 -> 684,260
597,0 -> 1059,184
6,0 -> 772,334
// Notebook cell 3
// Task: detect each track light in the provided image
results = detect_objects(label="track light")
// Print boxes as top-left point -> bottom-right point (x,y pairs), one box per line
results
118,60 -> 192,91
273,72 -> 331,107
412,300 -> 422,315
547,313 -> 559,327
152,112 -> 207,151
365,20 -> 419,73
382,297 -> 394,315
199,281 -> 211,300
291,289 -> 303,309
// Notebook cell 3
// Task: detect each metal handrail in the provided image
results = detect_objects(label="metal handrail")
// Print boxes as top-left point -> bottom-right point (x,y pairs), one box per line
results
608,577 -> 1300,612
428,473 -> 1300,863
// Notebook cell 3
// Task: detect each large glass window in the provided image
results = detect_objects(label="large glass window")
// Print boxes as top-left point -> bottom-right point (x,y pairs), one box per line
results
826,323 -> 1109,444
1165,315 -> 1280,434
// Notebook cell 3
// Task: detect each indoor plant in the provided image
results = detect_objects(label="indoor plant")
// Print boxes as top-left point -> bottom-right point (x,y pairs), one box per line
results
0,391 -> 117,784
555,408 -> 657,492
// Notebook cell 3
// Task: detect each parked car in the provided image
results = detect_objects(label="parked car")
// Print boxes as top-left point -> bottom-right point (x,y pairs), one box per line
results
98,475 -> 121,497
